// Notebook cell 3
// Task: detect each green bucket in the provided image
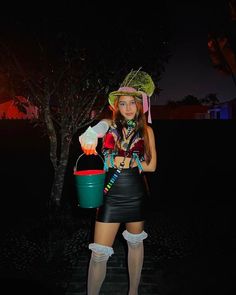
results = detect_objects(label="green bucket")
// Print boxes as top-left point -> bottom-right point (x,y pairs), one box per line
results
73,153 -> 106,208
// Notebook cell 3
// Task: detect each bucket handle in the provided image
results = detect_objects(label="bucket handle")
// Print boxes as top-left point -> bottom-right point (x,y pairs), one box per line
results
73,153 -> 104,172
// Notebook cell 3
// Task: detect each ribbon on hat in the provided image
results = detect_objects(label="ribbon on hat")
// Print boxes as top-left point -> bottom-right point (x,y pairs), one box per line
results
139,91 -> 152,124
117,87 -> 152,123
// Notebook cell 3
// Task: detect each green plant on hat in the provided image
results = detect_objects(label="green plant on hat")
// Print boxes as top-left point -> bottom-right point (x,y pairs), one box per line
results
121,69 -> 155,97
108,68 -> 155,107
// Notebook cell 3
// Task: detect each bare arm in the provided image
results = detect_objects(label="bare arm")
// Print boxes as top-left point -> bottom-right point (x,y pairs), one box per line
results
141,126 -> 157,172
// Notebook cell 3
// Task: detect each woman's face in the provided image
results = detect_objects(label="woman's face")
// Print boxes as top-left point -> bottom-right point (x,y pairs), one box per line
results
118,95 -> 137,120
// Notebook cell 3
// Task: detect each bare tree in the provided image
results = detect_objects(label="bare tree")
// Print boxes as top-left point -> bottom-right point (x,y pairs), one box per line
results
0,4 -> 171,212
207,0 -> 236,87
1,39 -> 109,210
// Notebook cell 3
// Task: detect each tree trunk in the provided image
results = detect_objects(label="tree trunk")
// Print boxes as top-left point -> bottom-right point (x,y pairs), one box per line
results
49,132 -> 71,208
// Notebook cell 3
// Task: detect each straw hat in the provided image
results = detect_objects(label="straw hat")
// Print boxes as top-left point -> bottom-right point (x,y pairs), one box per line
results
108,69 -> 155,123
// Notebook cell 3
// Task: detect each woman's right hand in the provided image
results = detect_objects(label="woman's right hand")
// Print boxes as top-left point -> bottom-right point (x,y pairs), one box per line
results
79,126 -> 98,155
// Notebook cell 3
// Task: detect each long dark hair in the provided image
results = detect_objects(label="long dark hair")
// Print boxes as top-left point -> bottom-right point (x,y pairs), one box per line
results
111,97 -> 151,164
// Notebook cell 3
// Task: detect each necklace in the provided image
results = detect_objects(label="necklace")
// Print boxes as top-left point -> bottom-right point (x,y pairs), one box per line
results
126,119 -> 136,128
124,119 -> 136,140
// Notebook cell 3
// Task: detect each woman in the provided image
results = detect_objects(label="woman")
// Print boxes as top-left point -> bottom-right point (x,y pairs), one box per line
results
79,70 -> 157,295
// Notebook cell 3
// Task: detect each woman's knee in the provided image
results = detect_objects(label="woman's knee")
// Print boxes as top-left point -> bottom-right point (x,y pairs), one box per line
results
89,243 -> 114,260
122,230 -> 148,247
125,221 -> 144,234
94,221 -> 120,247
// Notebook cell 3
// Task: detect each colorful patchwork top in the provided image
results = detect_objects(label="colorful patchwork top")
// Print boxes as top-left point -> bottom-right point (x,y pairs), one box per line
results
102,125 -> 145,170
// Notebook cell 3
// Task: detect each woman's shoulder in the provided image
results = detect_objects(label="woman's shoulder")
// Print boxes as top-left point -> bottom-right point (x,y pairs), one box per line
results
147,125 -> 154,133
147,125 -> 155,138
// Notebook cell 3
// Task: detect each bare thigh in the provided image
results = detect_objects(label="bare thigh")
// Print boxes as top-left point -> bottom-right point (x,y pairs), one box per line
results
94,221 -> 121,247
125,221 -> 144,234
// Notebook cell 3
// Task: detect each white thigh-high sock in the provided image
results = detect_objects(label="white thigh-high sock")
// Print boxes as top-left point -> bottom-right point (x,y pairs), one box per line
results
87,243 -> 114,295
122,230 -> 148,295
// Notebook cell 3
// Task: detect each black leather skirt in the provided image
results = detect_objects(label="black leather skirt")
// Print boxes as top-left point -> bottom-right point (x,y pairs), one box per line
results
96,167 -> 148,223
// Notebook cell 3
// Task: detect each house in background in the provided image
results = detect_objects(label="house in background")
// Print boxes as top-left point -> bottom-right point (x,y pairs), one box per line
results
151,97 -> 236,120
0,96 -> 38,119
151,104 -> 210,120
207,98 -> 236,119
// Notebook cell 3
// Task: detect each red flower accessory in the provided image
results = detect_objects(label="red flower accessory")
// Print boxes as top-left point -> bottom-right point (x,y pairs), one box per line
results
103,133 -> 115,149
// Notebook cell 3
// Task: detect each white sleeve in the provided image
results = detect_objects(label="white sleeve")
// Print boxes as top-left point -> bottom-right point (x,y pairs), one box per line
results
92,120 -> 109,138
78,120 -> 109,146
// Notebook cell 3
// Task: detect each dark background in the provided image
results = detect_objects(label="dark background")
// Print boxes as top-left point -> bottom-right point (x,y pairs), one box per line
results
1,1 -> 235,293
0,119 -> 235,222
0,119 -> 235,294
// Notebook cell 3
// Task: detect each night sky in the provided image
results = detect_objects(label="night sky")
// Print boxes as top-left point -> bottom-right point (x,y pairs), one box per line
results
158,1 -> 236,105
1,0 -> 235,104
